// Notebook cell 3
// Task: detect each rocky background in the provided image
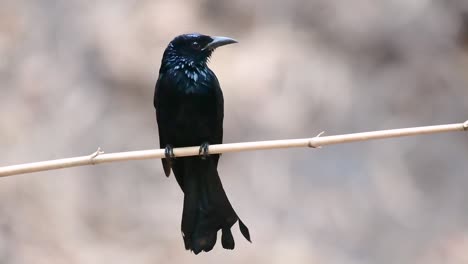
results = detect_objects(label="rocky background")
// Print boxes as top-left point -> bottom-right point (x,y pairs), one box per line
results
1,0 -> 468,263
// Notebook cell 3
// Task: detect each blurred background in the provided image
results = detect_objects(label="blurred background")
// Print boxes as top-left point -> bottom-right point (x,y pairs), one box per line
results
1,0 -> 468,263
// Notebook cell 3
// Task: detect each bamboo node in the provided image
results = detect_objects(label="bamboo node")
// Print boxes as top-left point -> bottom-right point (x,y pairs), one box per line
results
89,147 -> 104,164
308,131 -> 325,148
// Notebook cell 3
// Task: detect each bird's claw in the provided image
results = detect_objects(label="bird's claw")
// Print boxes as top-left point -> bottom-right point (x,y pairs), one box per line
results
165,144 -> 175,164
199,142 -> 210,160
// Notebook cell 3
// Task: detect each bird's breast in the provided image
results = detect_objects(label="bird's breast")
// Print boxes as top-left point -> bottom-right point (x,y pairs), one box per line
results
170,92 -> 219,145
168,68 -> 213,94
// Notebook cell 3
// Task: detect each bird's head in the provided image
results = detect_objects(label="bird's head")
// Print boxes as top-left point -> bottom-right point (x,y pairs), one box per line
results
161,33 -> 237,71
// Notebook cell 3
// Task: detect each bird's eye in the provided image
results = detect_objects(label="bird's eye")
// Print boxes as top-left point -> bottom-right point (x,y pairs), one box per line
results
191,41 -> 201,50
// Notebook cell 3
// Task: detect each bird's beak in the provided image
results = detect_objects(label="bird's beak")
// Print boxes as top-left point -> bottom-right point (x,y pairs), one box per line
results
202,36 -> 238,51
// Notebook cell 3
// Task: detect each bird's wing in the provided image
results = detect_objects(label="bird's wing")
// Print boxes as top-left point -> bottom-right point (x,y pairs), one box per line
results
214,77 -> 224,144
154,73 -> 172,177
214,75 -> 225,166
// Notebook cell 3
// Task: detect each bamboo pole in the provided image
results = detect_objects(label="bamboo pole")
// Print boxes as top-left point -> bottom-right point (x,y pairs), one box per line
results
0,120 -> 466,177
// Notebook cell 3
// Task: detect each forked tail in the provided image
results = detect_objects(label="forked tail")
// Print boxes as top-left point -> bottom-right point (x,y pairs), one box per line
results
180,157 -> 250,254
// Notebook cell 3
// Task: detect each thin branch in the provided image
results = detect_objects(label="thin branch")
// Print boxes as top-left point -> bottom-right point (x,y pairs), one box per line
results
1,120 -> 467,177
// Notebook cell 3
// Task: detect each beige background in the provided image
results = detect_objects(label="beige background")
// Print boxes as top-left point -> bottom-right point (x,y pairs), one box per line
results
1,0 -> 468,263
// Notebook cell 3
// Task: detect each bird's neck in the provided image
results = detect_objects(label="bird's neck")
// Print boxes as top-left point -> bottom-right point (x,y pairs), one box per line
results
161,61 -> 214,95
161,47 -> 209,70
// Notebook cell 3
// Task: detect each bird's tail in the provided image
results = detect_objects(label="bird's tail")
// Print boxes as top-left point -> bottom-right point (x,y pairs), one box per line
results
180,157 -> 251,254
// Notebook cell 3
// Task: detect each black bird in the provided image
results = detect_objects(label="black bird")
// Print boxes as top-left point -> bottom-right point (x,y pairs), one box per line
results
154,33 -> 251,254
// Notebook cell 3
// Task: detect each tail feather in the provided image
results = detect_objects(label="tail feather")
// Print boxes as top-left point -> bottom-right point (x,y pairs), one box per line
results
192,231 -> 216,254
221,228 -> 235,249
239,219 -> 251,242
178,157 -> 250,254
181,169 -> 199,250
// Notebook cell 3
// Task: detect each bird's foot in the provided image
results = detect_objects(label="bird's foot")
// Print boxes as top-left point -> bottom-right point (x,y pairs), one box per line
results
199,142 -> 210,160
165,144 -> 175,165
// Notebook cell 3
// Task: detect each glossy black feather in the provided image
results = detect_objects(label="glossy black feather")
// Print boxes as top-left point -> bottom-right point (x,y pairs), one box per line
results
154,33 -> 250,254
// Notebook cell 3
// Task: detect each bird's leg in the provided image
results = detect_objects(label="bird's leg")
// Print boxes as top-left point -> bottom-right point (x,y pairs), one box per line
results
199,142 -> 210,160
165,144 -> 175,165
